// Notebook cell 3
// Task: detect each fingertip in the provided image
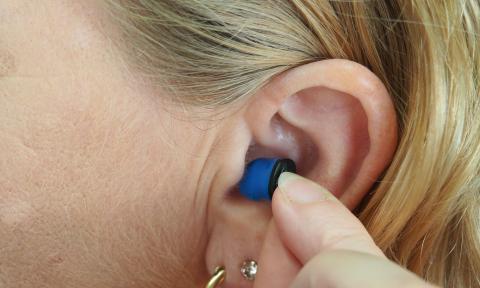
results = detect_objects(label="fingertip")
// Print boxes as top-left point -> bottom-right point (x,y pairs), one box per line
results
280,176 -> 335,208
277,172 -> 300,188
271,177 -> 384,264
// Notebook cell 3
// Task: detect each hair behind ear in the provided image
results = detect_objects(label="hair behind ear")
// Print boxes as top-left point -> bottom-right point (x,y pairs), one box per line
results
356,2 -> 480,286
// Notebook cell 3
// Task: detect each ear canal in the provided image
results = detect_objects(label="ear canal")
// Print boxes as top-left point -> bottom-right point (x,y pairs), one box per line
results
238,158 -> 296,201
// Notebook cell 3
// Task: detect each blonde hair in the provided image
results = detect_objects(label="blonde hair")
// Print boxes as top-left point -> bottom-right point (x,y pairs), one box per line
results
106,0 -> 479,286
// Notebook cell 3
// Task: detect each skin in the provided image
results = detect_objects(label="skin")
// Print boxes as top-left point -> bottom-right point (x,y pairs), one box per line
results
0,1 -> 437,288
0,1 -> 224,286
259,173 -> 439,288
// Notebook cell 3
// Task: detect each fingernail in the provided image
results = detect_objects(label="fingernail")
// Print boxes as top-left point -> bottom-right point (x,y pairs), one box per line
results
278,172 -> 331,204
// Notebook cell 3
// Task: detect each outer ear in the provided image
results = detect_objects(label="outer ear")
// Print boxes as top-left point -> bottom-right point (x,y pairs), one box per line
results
245,59 -> 398,209
204,59 -> 398,287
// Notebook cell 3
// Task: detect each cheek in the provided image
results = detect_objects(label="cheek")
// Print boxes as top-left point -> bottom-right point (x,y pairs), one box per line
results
0,52 -> 206,284
0,84 -> 206,284
0,2 -> 209,284
0,199 -> 34,227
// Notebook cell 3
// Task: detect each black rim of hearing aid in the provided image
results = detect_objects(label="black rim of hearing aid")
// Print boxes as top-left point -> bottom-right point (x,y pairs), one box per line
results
268,159 -> 297,199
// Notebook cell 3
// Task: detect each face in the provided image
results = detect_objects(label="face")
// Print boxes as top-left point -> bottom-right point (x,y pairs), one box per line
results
0,1 -> 235,286
0,1 -> 399,287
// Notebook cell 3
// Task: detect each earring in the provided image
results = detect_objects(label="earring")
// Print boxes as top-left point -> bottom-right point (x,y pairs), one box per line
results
240,260 -> 258,281
205,266 -> 226,288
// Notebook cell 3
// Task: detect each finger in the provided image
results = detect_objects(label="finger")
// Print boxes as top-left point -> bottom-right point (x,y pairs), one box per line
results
253,221 -> 301,288
271,172 -> 385,265
290,250 -> 439,288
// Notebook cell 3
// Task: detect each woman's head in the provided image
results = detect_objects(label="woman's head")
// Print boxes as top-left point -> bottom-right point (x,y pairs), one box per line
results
0,0 -> 478,287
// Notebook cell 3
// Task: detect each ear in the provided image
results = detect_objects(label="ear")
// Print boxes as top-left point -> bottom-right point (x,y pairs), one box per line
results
204,59 -> 398,287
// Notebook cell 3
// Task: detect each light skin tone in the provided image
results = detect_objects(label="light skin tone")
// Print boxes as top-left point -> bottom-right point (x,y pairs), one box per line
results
0,1 -> 437,287
258,172 -> 439,287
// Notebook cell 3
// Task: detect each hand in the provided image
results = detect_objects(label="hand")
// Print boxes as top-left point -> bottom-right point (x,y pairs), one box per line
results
254,172 -> 439,288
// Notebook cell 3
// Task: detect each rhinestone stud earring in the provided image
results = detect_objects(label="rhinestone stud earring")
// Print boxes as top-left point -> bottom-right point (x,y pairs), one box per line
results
240,260 -> 258,281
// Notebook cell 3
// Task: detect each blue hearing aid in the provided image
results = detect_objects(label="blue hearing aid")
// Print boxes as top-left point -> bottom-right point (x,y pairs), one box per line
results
239,158 -> 296,201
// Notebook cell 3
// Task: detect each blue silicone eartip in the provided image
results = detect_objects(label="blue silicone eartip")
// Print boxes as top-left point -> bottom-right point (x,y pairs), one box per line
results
239,158 -> 296,201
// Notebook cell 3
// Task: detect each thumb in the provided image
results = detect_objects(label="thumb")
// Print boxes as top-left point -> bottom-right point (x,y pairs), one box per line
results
271,172 -> 385,264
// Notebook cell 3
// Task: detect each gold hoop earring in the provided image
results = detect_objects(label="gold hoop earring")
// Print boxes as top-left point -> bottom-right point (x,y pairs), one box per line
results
205,266 -> 226,288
